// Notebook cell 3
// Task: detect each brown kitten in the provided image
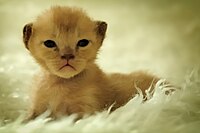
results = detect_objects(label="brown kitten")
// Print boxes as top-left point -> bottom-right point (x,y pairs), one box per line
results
23,6 -> 159,120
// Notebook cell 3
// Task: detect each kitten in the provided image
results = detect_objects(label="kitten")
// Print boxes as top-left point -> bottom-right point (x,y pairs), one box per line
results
23,6 -> 159,120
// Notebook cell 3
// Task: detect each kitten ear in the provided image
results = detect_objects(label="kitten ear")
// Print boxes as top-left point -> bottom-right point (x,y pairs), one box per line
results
95,21 -> 107,42
23,23 -> 33,50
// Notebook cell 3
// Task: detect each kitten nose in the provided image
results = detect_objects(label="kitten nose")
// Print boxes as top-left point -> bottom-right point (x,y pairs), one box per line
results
61,54 -> 75,60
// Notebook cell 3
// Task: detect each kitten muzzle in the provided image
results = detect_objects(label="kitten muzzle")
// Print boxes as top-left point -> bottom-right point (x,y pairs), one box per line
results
59,63 -> 76,71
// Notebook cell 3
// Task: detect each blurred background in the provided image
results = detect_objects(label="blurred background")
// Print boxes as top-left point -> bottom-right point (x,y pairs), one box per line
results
0,0 -> 200,122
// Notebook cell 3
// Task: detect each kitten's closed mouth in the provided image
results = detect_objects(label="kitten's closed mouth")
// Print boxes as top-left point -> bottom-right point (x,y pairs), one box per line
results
59,63 -> 76,71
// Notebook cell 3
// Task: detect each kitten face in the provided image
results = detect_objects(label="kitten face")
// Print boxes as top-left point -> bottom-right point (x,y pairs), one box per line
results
23,6 -> 107,78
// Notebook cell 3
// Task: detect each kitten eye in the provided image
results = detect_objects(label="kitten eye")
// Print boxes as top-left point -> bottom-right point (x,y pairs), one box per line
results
77,39 -> 89,47
44,40 -> 57,48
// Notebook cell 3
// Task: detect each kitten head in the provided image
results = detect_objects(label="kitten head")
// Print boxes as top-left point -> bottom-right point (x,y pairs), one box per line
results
23,6 -> 107,78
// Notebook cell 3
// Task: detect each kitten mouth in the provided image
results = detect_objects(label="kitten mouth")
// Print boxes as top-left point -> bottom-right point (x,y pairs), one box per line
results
59,63 -> 76,71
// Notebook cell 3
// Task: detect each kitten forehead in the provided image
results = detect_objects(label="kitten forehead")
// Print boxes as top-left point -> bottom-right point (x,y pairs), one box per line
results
53,6 -> 93,31
35,6 -> 95,33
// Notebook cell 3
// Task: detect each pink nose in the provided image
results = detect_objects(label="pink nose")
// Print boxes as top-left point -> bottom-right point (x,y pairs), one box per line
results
61,54 -> 75,60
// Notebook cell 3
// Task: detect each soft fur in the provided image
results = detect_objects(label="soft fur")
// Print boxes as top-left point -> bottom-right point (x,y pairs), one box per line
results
23,6 -> 160,120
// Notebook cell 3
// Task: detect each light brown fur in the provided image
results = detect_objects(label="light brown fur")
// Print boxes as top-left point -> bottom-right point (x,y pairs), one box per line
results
23,6 -> 159,120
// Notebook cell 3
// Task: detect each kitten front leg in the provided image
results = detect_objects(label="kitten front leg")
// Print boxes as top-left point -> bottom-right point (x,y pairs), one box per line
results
23,107 -> 47,123
52,102 -> 98,121
23,95 -> 48,122
25,105 -> 47,121
23,110 -> 39,122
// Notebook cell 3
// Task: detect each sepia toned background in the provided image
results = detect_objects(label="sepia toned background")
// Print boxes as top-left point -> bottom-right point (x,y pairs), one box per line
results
0,0 -> 199,121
